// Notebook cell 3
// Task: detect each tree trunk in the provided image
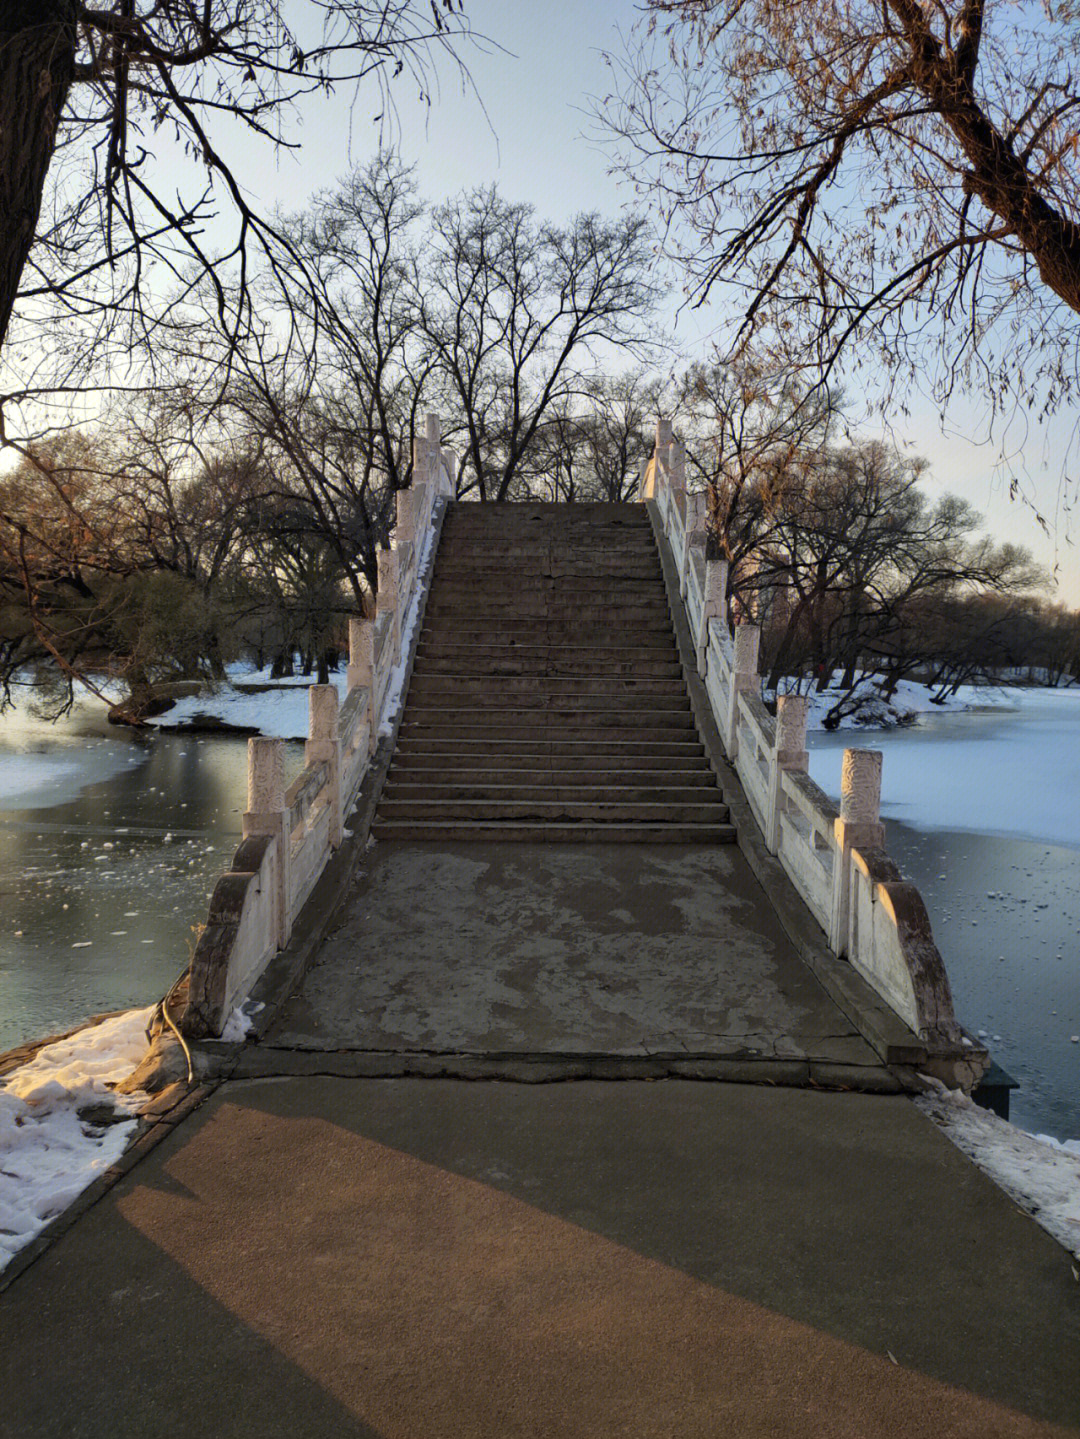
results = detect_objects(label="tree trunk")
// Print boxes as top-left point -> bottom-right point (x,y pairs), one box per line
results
0,1 -> 77,351
766,596 -> 810,692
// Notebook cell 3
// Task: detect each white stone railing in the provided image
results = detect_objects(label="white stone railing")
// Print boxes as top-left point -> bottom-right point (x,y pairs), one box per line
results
642,421 -> 986,1083
183,414 -> 455,1038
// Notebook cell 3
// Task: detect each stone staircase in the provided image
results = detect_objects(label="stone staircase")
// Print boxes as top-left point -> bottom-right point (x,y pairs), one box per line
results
372,502 -> 735,842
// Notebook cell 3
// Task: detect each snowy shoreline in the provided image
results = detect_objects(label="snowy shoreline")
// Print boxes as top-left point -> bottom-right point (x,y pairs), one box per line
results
133,666 -> 1074,743
0,1009 -> 153,1271
915,1082 -> 1080,1260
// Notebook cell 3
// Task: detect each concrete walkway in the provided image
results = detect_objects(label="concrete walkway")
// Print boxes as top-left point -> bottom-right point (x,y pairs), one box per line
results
4,1077 -> 1079,1437
264,841 -> 879,1072
5,819 -> 1078,1433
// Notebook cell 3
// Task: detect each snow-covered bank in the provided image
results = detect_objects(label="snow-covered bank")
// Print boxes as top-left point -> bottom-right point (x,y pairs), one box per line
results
149,514 -> 439,744
914,1083 -> 1080,1261
798,675 -> 1024,732
0,1009 -> 153,1270
148,667 -> 348,740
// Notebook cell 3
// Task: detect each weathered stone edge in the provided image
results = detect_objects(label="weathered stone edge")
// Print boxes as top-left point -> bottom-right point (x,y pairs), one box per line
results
232,496 -> 449,1046
229,1046 -> 905,1090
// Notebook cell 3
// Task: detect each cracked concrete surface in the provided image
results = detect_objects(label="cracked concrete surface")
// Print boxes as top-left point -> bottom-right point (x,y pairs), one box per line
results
265,841 -> 880,1067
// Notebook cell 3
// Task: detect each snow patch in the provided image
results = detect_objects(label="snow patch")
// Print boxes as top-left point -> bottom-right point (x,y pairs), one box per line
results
0,1008 -> 153,1270
216,1001 -> 264,1043
378,517 -> 441,738
808,685 -> 1080,848
786,674 -> 1020,732
146,513 -> 438,747
150,672 -> 348,741
914,1082 -> 1080,1259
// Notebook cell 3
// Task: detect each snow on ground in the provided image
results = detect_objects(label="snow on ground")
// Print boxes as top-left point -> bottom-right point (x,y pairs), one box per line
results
793,674 -> 1023,732
914,1082 -> 1080,1260
0,1008 -> 153,1270
150,517 -> 441,742
150,672 -> 348,741
213,1000 -> 264,1043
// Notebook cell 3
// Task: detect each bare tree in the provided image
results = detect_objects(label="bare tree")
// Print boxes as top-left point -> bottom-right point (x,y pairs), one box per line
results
0,0 -> 473,373
419,188 -> 661,499
602,0 -> 1080,422
719,436 -> 1045,717
513,372 -> 659,502
0,425 -> 260,710
673,358 -> 839,569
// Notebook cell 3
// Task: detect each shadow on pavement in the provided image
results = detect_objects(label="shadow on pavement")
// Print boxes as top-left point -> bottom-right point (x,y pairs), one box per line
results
6,1077 -> 1078,1437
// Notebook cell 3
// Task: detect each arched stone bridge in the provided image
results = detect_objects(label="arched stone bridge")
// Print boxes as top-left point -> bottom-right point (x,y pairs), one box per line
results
10,418 -> 1080,1439
181,415 -> 986,1095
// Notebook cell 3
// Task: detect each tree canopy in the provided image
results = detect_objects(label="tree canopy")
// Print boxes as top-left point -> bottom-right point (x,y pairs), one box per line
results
602,0 -> 1080,423
0,0 -> 472,385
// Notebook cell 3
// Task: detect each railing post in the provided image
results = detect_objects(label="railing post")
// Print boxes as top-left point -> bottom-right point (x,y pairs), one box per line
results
420,414 -> 449,500
396,483 -> 416,547
440,447 -> 456,498
412,429 -> 431,488
347,617 -> 377,755
669,435 -> 686,502
765,694 -> 809,853
829,748 -> 886,954
306,685 -> 343,848
377,547 -> 400,664
733,554 -> 759,623
700,558 -> 728,676
682,490 -> 707,600
724,622 -> 760,760
243,737 -> 289,950
644,418 -> 672,504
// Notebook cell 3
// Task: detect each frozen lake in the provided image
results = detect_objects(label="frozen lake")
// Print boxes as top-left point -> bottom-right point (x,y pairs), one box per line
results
1,685 -> 1077,1138
0,697 -> 303,1052
809,687 -> 1080,1139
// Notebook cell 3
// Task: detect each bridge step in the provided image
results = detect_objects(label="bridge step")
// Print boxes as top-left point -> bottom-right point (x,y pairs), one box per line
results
428,576 -> 668,593
407,677 -> 689,702
381,781 -> 721,804
424,605 -> 673,626
411,654 -> 684,679
441,509 -> 652,521
433,556 -> 662,572
391,741 -> 711,764
371,820 -> 737,843
417,626 -> 678,648
374,502 -> 731,843
400,723 -> 697,744
376,797 -> 730,822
